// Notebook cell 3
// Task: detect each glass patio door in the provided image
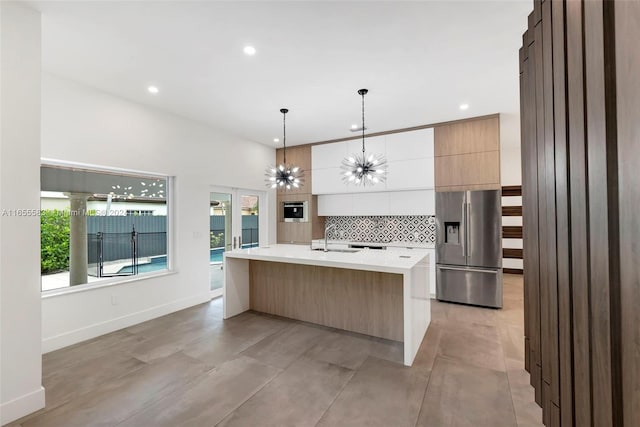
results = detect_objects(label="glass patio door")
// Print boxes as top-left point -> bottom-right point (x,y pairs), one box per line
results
209,190 -> 232,298
237,190 -> 261,250
209,187 -> 266,298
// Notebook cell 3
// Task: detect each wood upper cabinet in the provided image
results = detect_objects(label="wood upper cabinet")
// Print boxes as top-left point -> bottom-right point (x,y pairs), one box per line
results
275,145 -> 312,195
434,117 -> 500,156
434,116 -> 501,192
275,145 -> 324,244
276,191 -> 324,245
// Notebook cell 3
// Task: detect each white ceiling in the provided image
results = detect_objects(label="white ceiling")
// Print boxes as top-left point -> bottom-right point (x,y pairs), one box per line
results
27,0 -> 530,147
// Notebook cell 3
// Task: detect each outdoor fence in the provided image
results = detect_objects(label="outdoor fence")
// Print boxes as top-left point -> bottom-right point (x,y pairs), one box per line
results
210,215 -> 259,248
85,214 -> 259,266
87,216 -> 167,263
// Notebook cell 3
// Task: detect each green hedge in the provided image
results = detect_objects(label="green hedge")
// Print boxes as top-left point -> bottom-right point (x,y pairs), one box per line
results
41,210 -> 70,274
210,231 -> 224,249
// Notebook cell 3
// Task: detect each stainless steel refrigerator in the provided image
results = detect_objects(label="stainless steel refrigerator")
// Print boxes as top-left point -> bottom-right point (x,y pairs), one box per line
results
435,190 -> 503,308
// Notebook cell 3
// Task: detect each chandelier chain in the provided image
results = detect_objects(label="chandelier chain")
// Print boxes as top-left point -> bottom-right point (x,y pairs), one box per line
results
282,110 -> 287,164
361,91 -> 365,154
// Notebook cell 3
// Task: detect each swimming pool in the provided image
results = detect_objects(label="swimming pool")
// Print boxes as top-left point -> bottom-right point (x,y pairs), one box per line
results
117,244 -> 258,274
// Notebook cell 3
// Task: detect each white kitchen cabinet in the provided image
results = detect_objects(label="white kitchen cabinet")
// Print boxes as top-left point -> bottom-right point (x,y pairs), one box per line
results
311,167 -> 345,195
313,136 -> 389,195
318,192 -> 390,216
319,190 -> 434,216
388,190 -> 435,215
312,142 -> 349,170
343,136 -> 388,193
351,192 -> 389,216
385,128 -> 434,191
312,129 -> 434,195
317,193 -> 354,216
345,179 -> 387,194
311,142 -> 348,195
347,135 -> 386,158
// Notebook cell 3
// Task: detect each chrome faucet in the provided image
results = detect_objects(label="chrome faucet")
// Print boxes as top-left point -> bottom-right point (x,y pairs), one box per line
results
324,224 -> 337,252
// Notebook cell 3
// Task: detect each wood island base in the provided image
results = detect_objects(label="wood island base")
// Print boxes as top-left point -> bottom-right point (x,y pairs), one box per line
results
249,260 -> 404,342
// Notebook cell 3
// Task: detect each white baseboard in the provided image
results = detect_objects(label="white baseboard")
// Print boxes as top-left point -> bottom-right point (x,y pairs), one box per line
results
0,386 -> 45,426
42,292 -> 211,353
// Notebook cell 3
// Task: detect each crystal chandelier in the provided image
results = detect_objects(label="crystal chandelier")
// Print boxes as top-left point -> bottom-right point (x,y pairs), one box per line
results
266,108 -> 304,190
341,89 -> 386,186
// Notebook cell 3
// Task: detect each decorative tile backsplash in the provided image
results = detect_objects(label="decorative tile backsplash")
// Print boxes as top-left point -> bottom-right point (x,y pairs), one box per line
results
325,215 -> 436,244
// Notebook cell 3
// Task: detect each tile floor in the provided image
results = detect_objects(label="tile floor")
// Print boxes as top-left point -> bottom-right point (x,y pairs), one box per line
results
10,274 -> 542,427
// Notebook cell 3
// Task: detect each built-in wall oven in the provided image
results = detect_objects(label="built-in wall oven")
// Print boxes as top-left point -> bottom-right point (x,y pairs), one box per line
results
282,201 -> 308,222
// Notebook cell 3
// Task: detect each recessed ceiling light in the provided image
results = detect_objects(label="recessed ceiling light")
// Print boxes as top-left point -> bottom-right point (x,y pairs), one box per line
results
243,45 -> 256,56
351,124 -> 358,129
147,86 -> 159,94
273,138 -> 280,143
459,103 -> 469,110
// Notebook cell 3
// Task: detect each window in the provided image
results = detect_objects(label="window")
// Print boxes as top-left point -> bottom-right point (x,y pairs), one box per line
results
40,164 -> 170,292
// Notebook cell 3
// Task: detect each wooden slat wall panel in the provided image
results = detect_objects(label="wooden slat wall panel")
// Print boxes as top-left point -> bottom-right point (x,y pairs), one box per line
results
541,2 -> 560,421
566,2 -> 592,424
550,1 -> 574,425
583,2 -> 614,425
519,43 -> 530,372
614,2 -> 638,425
522,11 -> 543,404
530,19 -> 543,406
521,0 -> 636,426
533,10 -> 553,423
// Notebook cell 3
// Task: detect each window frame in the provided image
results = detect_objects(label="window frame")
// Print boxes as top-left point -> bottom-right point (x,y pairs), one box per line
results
40,158 -> 175,297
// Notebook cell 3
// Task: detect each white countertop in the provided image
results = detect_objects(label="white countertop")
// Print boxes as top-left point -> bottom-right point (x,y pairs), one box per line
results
224,244 -> 429,274
387,241 -> 435,249
312,239 -> 434,250
311,239 -> 435,250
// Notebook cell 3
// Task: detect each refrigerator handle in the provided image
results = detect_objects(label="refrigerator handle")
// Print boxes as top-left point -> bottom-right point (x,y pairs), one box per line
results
438,265 -> 499,274
461,201 -> 466,257
466,201 -> 471,260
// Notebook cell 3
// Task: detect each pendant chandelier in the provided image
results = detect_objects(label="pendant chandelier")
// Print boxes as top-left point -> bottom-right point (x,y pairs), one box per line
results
341,89 -> 386,186
266,108 -> 304,190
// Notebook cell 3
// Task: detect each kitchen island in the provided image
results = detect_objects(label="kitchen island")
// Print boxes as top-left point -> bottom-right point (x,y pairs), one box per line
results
223,244 -> 430,366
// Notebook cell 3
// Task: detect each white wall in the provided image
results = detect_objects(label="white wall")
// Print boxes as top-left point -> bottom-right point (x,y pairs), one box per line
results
39,74 -> 276,352
0,3 -> 46,424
